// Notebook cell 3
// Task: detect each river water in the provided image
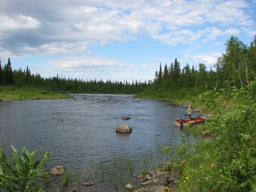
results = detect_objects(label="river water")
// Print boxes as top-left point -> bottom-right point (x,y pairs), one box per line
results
0,94 -> 192,191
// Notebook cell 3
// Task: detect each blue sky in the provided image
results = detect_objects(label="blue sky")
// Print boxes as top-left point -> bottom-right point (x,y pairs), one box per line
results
0,0 -> 255,82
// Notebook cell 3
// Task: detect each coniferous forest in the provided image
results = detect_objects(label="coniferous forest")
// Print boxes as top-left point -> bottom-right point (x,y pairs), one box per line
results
139,36 -> 256,100
0,59 -> 148,95
1,36 -> 255,98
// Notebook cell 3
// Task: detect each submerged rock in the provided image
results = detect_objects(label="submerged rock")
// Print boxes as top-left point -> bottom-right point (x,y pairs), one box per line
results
135,162 -> 182,192
82,182 -> 95,186
125,183 -> 134,190
50,165 -> 65,175
122,116 -> 131,120
116,124 -> 132,133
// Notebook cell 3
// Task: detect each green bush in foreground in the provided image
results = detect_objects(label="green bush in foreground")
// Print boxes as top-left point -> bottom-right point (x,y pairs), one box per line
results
0,143 -> 53,192
173,103 -> 256,192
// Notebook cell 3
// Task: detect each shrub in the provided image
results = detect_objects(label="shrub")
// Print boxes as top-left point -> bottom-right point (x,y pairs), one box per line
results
0,143 -> 53,192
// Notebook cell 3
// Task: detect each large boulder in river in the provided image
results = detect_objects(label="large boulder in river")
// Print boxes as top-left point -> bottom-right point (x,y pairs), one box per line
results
116,124 -> 132,133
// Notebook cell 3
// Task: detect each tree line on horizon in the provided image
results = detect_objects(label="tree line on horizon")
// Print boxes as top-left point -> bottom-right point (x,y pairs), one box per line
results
0,35 -> 255,95
0,58 -> 148,94
151,36 -> 256,97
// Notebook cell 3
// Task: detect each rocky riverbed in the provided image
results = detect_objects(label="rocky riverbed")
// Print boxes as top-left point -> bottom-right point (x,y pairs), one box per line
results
49,160 -> 182,192
126,161 -> 181,192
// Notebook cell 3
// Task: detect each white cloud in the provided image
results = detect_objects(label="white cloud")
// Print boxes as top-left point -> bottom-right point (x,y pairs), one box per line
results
224,28 -> 240,35
242,27 -> 256,36
43,55 -> 155,82
208,28 -> 223,39
204,0 -> 250,25
0,0 -> 255,57
0,14 -> 40,32
46,56 -> 123,72
190,53 -> 222,67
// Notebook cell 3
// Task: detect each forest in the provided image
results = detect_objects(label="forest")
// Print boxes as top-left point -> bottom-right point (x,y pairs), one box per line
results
1,36 -> 255,97
0,58 -> 148,94
140,36 -> 256,100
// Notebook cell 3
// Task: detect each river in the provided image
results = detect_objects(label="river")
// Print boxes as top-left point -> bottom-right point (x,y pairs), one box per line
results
0,94 -> 193,191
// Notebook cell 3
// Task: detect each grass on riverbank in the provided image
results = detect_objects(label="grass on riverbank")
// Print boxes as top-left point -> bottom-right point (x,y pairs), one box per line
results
0,85 -> 71,101
174,103 -> 256,192
137,83 -> 256,191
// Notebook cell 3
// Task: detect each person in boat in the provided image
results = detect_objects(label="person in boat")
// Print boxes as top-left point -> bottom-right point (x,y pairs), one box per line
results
186,105 -> 192,118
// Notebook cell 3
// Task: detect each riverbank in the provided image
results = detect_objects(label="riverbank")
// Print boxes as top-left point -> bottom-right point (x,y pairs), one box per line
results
0,85 -> 71,101
135,86 -> 256,191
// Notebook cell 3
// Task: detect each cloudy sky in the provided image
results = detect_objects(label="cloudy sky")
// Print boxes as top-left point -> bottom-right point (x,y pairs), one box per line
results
0,0 -> 255,82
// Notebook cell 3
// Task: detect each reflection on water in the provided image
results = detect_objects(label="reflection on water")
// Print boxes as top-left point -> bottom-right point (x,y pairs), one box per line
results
0,94 -> 193,191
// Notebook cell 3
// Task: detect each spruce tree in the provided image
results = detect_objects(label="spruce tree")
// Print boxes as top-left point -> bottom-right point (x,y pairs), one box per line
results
158,63 -> 163,84
183,64 -> 191,87
169,63 -> 175,81
174,59 -> 181,79
154,71 -> 159,83
163,64 -> 169,80
5,58 -> 14,84
26,65 -> 31,82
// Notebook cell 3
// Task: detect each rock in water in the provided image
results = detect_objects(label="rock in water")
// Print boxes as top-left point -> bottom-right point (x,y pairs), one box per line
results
50,165 -> 65,175
125,183 -> 134,190
122,116 -> 131,120
82,182 -> 95,186
116,124 -> 132,133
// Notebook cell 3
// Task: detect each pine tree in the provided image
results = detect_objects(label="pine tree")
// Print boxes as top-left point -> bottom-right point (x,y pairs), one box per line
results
163,64 -> 169,80
183,64 -> 191,87
169,63 -> 175,82
173,58 -> 181,81
158,63 -> 163,84
154,71 -> 159,83
26,66 -> 31,82
5,58 -> 14,84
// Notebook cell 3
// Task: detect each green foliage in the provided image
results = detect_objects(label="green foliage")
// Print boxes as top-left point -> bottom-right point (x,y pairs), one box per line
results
0,85 -> 71,101
163,134 -> 193,163
0,58 -> 148,96
141,40 -> 256,191
210,104 -> 256,191
5,58 -> 14,84
144,36 -> 256,99
168,88 -> 256,192
200,89 -> 219,109
0,143 -> 53,191
62,168 -> 74,187
141,169 -> 148,177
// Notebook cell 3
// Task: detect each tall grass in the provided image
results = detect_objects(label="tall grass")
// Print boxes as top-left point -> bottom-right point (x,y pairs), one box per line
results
0,85 -> 70,101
